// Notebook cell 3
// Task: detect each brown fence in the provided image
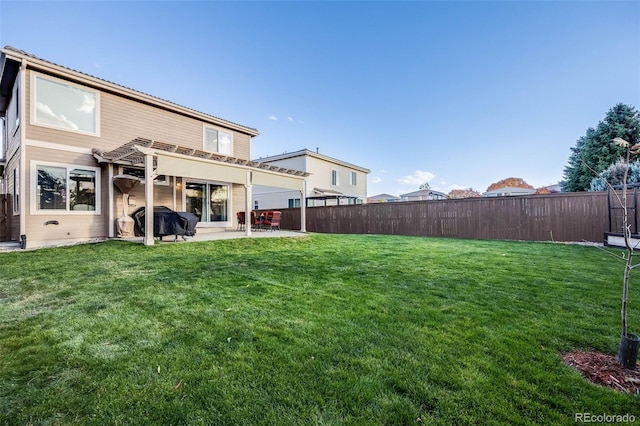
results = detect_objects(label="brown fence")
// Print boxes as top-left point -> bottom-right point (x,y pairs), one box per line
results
277,192 -> 612,243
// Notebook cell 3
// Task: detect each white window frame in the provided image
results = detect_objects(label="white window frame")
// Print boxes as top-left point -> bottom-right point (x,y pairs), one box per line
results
12,166 -> 19,215
349,171 -> 357,186
331,169 -> 340,186
203,125 -> 233,156
182,179 -> 231,228
31,73 -> 100,136
30,160 -> 101,215
288,198 -> 301,208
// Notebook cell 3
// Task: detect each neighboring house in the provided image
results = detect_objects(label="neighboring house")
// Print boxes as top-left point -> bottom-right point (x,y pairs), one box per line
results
399,189 -> 448,202
544,183 -> 563,193
0,46 -> 308,248
367,193 -> 401,203
482,187 -> 537,197
252,149 -> 370,209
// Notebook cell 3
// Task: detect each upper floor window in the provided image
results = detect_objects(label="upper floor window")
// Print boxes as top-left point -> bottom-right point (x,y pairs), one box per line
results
331,169 -> 340,186
204,126 -> 232,155
349,171 -> 357,186
32,161 -> 100,213
12,166 -> 19,214
32,74 -> 99,136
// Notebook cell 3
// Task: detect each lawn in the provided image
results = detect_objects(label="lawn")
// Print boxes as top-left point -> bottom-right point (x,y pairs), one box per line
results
0,234 -> 638,425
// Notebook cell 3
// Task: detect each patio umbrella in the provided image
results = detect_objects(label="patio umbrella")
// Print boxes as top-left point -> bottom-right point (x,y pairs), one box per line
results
112,174 -> 141,236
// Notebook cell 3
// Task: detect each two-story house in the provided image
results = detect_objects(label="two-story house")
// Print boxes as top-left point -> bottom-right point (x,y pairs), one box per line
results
251,149 -> 369,209
0,46 -> 308,248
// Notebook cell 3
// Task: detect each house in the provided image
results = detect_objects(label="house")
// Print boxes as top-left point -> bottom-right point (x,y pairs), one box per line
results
482,187 -> 537,197
252,149 -> 370,209
0,46 -> 309,248
367,193 -> 400,203
399,189 -> 448,202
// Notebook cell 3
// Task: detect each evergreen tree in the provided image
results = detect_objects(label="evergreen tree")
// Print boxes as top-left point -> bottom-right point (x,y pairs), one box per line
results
590,159 -> 640,191
562,103 -> 640,192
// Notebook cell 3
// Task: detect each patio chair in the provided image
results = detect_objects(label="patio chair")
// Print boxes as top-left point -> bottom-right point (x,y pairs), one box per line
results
264,211 -> 282,231
237,211 -> 246,231
250,211 -> 264,231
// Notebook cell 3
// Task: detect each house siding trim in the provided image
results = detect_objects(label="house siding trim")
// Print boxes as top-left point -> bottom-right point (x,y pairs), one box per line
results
25,138 -> 93,155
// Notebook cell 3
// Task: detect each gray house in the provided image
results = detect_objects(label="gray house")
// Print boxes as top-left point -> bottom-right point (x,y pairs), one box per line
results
399,189 -> 448,202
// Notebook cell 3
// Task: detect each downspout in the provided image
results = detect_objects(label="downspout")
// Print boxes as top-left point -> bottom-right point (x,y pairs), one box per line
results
19,59 -> 27,247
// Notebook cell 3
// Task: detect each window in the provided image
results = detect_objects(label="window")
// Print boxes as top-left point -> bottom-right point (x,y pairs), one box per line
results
288,198 -> 301,208
32,162 -> 100,213
15,84 -> 19,129
32,74 -> 99,135
0,118 -> 5,160
121,166 -> 168,185
12,167 -> 19,214
331,169 -> 340,186
349,171 -> 357,186
204,126 -> 233,155
185,181 -> 229,224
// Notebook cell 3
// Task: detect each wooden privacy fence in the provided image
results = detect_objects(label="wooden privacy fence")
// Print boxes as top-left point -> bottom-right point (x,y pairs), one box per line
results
277,192 -> 611,243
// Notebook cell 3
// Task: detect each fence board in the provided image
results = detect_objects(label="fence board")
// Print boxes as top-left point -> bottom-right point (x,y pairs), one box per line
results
277,192 -> 610,243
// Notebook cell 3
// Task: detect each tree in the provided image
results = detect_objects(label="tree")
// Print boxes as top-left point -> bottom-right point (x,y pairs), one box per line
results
419,182 -> 431,191
448,188 -> 481,199
486,177 -> 534,192
535,187 -> 552,194
602,137 -> 640,368
562,129 -> 594,192
562,103 -> 640,192
590,159 -> 640,191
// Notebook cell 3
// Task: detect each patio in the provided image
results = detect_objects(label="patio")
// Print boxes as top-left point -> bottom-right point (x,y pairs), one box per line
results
0,230 -> 307,252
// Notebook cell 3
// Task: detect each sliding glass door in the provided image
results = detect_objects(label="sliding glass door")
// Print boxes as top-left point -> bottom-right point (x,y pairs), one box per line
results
185,181 -> 229,225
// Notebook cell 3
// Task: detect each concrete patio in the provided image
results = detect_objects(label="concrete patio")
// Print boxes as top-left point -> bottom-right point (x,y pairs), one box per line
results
0,230 -> 307,253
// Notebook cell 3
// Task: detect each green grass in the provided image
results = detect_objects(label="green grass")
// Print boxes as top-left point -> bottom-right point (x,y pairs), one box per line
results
0,234 -> 638,425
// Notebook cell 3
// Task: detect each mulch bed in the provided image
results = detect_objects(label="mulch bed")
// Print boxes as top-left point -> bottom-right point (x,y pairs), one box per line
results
562,351 -> 640,395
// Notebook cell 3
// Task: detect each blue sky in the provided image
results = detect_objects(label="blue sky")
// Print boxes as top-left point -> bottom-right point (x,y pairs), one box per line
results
1,1 -> 639,197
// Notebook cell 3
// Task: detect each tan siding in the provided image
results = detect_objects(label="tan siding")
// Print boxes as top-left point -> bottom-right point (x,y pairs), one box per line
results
24,146 -> 108,245
24,69 -> 252,161
19,67 -> 257,245
231,184 -> 246,228
5,154 -> 21,240
115,178 -> 178,218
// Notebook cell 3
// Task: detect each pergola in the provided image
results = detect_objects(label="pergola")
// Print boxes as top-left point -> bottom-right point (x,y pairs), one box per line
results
307,187 -> 359,207
93,137 -> 310,245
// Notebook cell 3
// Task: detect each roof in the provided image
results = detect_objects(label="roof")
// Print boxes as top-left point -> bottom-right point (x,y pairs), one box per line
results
399,189 -> 448,198
0,46 -> 259,136
312,188 -> 343,195
308,187 -> 358,201
368,193 -> 400,200
254,149 -> 370,174
483,186 -> 537,195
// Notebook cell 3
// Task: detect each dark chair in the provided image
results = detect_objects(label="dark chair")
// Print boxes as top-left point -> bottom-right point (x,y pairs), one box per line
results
263,211 -> 282,231
237,211 -> 246,231
250,211 -> 263,231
